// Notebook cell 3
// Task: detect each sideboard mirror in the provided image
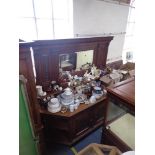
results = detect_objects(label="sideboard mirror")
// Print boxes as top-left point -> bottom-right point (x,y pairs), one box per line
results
59,50 -> 94,71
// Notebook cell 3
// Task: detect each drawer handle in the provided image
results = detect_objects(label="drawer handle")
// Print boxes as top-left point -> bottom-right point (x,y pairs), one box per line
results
96,116 -> 104,121
76,127 -> 89,136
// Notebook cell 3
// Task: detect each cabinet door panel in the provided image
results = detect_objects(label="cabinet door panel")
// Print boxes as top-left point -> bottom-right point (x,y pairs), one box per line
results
94,102 -> 105,123
74,110 -> 91,136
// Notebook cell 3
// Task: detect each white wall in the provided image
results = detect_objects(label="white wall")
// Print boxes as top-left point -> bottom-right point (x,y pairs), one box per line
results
73,0 -> 130,63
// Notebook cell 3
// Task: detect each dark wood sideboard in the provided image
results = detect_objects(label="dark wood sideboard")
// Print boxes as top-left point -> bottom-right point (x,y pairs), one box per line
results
40,97 -> 108,146
101,78 -> 135,152
19,36 -> 113,150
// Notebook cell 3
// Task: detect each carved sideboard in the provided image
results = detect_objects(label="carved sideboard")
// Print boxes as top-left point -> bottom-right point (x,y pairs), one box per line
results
40,97 -> 108,146
19,36 -> 113,148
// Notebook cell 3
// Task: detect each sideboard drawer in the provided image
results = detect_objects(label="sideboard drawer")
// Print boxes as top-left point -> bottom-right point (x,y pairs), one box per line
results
42,115 -> 69,131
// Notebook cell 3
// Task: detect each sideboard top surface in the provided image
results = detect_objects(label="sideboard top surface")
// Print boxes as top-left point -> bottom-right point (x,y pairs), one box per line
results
39,96 -> 107,118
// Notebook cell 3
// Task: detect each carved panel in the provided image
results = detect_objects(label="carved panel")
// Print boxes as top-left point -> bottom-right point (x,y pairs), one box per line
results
32,37 -> 113,88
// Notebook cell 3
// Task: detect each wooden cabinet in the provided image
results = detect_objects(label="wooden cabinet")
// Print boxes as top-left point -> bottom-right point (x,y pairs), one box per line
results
101,78 -> 135,152
19,44 -> 45,155
19,37 -> 113,150
40,97 -> 108,146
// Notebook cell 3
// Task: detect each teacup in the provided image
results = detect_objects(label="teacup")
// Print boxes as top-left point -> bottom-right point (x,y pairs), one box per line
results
69,104 -> 74,112
36,85 -> 43,96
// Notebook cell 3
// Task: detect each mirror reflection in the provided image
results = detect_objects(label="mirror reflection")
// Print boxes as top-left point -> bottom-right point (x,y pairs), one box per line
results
59,50 -> 94,71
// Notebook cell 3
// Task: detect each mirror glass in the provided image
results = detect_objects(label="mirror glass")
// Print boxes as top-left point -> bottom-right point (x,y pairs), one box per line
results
59,50 -> 94,71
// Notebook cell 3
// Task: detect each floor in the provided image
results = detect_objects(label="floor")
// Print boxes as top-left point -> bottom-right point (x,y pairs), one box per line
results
45,127 -> 103,155
45,102 -> 126,155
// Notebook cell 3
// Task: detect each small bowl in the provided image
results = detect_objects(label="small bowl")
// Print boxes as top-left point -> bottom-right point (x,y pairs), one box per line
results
93,86 -> 102,94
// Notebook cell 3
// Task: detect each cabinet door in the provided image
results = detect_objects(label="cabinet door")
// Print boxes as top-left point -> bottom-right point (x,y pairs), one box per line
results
94,101 -> 106,124
74,109 -> 91,137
